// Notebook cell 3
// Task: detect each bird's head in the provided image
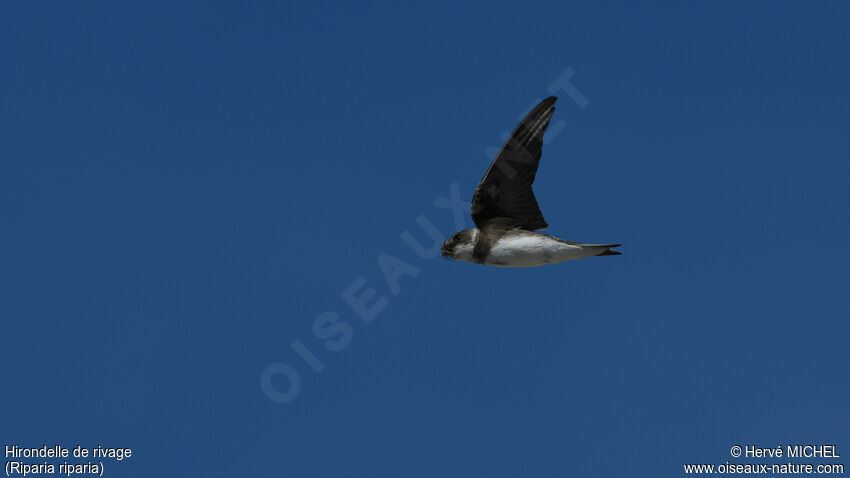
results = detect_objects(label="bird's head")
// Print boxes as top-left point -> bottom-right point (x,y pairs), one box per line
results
441,229 -> 477,261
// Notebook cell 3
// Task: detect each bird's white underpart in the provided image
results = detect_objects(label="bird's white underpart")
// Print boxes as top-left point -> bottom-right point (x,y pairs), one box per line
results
452,230 -> 609,268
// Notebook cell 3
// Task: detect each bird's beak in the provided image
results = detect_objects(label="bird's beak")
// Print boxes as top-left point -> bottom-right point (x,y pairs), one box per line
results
440,240 -> 449,258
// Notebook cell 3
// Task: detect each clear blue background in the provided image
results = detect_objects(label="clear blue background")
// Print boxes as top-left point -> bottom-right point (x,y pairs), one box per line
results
2,2 -> 848,476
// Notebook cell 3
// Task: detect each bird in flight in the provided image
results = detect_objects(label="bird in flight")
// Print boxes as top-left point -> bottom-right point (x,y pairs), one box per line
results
441,96 -> 620,267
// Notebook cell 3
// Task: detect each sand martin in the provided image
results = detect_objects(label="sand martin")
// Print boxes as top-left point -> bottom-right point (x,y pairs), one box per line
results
441,96 -> 620,267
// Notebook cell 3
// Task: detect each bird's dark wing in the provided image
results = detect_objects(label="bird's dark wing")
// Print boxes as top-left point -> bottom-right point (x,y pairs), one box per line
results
470,96 -> 556,231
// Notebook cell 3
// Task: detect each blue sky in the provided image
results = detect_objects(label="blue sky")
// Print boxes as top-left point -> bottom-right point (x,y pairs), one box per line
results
2,1 -> 848,476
